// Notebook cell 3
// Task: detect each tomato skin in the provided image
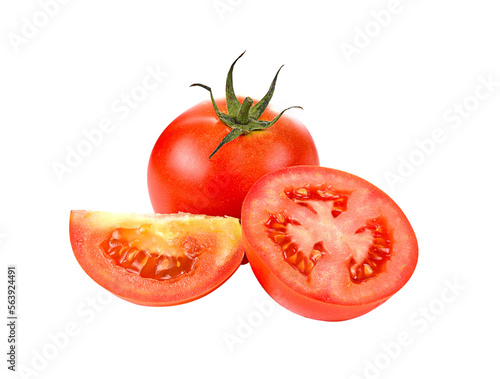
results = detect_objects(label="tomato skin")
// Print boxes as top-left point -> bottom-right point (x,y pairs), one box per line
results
147,97 -> 319,219
244,242 -> 390,321
241,166 -> 418,321
70,211 -> 244,306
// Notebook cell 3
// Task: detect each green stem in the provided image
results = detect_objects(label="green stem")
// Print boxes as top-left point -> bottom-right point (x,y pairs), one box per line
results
236,97 -> 253,125
192,53 -> 302,158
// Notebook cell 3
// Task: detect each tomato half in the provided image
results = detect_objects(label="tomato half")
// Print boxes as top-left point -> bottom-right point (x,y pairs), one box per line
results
241,166 -> 418,321
70,211 -> 244,306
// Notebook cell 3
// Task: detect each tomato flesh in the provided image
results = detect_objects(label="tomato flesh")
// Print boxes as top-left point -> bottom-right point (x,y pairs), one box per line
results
350,217 -> 392,283
241,166 -> 418,321
265,189 -> 391,282
70,211 -> 244,306
100,225 -> 214,280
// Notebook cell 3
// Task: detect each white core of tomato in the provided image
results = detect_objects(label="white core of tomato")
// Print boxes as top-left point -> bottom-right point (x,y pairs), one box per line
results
283,199 -> 374,269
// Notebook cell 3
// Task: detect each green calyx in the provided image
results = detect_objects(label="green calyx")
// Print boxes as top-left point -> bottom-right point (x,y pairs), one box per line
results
191,51 -> 302,159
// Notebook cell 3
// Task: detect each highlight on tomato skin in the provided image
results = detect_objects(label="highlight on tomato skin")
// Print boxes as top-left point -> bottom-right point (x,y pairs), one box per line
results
69,210 -> 245,306
241,165 -> 418,322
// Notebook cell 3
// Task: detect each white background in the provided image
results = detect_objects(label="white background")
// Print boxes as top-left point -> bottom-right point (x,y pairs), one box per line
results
1,0 -> 499,378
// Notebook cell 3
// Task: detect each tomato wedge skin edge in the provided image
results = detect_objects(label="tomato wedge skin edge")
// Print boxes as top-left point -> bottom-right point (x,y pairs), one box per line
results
69,210 -> 245,307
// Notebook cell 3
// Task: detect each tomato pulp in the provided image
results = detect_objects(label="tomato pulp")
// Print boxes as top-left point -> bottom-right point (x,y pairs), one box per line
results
70,211 -> 244,306
241,166 -> 418,321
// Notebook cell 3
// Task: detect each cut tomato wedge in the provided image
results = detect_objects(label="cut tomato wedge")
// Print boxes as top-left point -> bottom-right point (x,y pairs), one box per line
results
70,211 -> 244,306
241,166 -> 418,321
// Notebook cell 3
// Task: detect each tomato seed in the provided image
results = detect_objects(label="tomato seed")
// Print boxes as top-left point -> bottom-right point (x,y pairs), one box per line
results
294,188 -> 309,197
349,218 -> 393,283
100,225 -> 207,280
266,186 -> 393,283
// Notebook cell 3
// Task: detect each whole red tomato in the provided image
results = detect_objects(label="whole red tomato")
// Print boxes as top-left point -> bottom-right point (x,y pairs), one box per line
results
148,53 -> 319,218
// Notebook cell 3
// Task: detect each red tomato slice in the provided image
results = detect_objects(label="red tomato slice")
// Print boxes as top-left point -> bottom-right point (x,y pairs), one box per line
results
241,166 -> 418,321
70,211 -> 244,306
